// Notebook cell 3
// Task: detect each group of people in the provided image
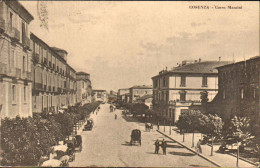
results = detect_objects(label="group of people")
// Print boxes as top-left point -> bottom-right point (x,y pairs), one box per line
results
154,139 -> 167,155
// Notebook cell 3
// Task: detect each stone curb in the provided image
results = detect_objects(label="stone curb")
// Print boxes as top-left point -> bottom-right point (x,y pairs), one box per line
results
205,143 -> 257,166
228,152 -> 257,166
157,130 -> 222,167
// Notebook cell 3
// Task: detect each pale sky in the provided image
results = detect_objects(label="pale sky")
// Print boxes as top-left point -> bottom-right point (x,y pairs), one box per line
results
21,1 -> 259,92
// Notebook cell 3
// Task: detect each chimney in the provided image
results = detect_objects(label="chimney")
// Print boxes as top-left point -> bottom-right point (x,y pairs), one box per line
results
219,57 -> 221,61
199,58 -> 201,62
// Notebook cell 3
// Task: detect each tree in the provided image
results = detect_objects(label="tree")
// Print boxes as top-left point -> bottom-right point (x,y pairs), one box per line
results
132,103 -> 149,117
201,114 -> 224,156
176,110 -> 207,146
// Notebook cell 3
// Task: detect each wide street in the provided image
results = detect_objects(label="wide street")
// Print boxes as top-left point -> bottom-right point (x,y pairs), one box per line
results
70,104 -> 216,167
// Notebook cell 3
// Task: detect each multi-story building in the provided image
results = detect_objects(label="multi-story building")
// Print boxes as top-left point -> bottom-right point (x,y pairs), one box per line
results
0,1 -> 34,118
76,72 -> 92,105
209,56 -> 260,127
93,90 -> 107,103
129,85 -> 153,103
108,90 -> 117,103
117,88 -> 129,102
152,59 -> 231,123
30,33 -> 77,114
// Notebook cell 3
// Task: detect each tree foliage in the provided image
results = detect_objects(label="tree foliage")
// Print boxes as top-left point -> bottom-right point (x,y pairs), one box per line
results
1,102 -> 101,166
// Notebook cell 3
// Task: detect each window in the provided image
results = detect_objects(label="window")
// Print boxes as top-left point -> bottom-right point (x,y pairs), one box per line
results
180,91 -> 186,102
24,86 -> 26,102
180,75 -> 186,87
10,12 -> 13,28
241,88 -> 244,99
22,22 -> 26,43
202,76 -> 207,87
223,89 -> 225,99
23,56 -> 25,72
12,85 -> 16,102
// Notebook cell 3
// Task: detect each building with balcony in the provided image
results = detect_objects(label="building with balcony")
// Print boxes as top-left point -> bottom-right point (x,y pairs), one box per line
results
93,90 -> 107,103
151,59 -> 231,123
209,56 -> 260,129
129,85 -> 153,103
30,33 -> 77,114
76,72 -> 92,105
117,88 -> 129,103
0,0 -> 34,118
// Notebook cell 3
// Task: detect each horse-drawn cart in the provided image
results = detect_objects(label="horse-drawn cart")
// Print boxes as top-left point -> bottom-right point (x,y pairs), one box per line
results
130,129 -> 141,146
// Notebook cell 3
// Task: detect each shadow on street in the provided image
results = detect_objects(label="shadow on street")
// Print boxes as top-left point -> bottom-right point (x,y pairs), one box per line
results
169,151 -> 196,156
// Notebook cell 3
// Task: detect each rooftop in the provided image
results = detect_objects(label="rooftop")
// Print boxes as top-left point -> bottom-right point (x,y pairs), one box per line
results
152,60 -> 232,78
137,94 -> 153,100
76,72 -> 90,75
130,85 -> 153,89
216,56 -> 260,69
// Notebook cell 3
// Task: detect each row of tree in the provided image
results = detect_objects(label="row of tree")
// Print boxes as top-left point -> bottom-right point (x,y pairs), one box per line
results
1,102 -> 101,166
176,110 -> 257,156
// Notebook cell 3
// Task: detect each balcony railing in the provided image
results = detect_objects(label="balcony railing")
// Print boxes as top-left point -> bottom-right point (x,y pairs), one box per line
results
0,18 -> 5,33
10,28 -> 20,42
15,68 -> 21,78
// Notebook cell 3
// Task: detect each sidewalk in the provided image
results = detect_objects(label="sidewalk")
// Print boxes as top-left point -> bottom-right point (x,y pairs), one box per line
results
158,125 -> 255,167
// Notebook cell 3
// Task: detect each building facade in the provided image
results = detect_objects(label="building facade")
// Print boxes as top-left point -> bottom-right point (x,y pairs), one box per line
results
0,1 -> 34,118
129,85 -> 153,103
93,90 -> 107,103
117,88 -> 129,102
76,72 -> 92,105
136,94 -> 153,108
152,59 -> 231,123
209,56 -> 260,127
30,33 -> 77,114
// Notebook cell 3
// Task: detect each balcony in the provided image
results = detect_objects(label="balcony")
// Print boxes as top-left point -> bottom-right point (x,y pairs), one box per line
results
10,28 -> 20,42
0,18 -> 5,33
15,68 -> 21,78
0,63 -> 7,74
22,35 -> 30,49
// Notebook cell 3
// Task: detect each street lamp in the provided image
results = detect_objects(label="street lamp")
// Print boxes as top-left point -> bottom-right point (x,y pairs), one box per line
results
170,122 -> 171,135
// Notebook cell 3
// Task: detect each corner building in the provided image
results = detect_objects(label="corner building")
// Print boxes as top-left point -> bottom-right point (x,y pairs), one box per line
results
30,33 -> 77,114
0,1 -> 33,118
152,59 -> 231,123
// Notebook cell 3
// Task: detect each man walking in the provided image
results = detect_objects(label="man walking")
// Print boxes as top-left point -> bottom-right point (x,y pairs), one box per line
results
154,139 -> 160,154
161,139 -> 167,155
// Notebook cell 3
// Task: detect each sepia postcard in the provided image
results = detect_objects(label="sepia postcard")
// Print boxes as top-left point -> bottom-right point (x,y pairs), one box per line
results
0,0 -> 259,167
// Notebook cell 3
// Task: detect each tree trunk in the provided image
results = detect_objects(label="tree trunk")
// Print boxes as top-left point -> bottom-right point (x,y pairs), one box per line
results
192,131 -> 195,147
211,136 -> 214,156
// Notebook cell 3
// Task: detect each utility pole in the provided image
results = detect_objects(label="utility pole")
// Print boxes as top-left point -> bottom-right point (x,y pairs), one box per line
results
169,122 -> 171,135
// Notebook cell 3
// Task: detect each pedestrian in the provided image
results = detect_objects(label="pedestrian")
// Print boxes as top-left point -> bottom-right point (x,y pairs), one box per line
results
115,114 -> 117,120
154,139 -> 160,154
196,139 -> 202,153
161,139 -> 167,155
157,122 -> 160,130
